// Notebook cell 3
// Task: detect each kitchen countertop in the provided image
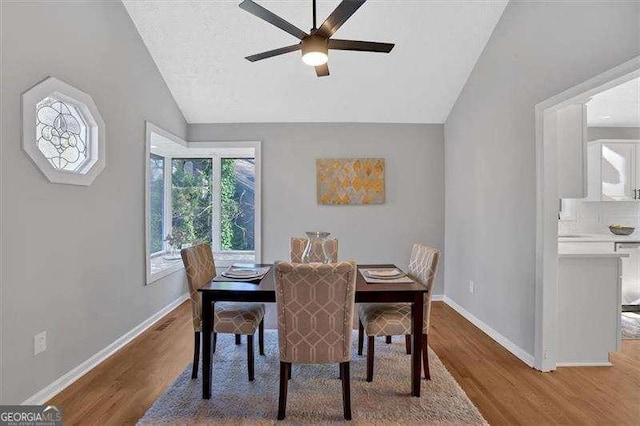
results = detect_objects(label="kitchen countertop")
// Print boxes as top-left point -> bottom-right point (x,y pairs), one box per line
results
558,242 -> 630,258
558,232 -> 640,243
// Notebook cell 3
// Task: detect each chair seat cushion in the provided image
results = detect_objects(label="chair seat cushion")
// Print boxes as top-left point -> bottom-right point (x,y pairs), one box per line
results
214,302 -> 265,335
358,303 -> 412,336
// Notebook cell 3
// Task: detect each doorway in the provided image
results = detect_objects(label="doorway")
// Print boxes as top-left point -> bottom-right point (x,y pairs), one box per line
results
534,56 -> 640,371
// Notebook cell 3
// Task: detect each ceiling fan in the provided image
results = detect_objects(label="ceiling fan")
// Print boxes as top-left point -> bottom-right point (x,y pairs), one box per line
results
239,0 -> 395,77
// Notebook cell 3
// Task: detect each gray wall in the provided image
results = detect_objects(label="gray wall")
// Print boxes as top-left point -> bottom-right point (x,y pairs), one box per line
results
1,1 -> 188,403
588,126 -> 640,141
444,0 -> 640,355
190,123 -> 445,301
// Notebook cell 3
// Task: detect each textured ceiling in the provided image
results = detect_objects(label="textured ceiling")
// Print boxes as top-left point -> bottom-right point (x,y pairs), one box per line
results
588,77 -> 640,127
124,0 -> 507,123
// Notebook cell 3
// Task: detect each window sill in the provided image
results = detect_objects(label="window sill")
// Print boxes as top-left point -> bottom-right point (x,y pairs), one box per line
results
214,251 -> 256,268
146,251 -> 257,285
148,254 -> 184,284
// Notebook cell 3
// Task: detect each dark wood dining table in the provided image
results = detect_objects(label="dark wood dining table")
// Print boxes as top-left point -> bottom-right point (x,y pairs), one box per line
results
198,263 -> 428,398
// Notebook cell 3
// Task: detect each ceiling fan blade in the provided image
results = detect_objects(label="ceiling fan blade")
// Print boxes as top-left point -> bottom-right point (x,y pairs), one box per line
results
329,39 -> 394,53
315,63 -> 330,77
239,0 -> 308,40
315,0 -> 366,38
245,44 -> 301,62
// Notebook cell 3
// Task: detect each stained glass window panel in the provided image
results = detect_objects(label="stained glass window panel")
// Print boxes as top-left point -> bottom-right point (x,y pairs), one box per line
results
35,97 -> 89,172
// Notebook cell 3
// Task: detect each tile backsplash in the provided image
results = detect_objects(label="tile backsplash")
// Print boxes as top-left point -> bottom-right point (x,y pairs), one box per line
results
559,199 -> 640,234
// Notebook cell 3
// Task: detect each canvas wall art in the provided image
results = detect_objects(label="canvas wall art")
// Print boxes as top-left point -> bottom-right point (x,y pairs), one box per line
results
316,158 -> 385,205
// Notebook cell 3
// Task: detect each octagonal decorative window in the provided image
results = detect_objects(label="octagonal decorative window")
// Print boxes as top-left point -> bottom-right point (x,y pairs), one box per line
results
22,77 -> 105,186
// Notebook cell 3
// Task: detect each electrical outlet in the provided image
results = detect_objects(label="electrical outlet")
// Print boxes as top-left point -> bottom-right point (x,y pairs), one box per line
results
469,280 -> 475,294
34,331 -> 47,355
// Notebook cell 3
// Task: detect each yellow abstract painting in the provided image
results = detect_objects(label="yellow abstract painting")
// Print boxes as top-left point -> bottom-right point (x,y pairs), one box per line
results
316,158 -> 385,205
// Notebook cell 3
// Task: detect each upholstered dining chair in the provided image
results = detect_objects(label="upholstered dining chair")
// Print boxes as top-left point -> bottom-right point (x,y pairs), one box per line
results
274,261 -> 357,421
181,243 -> 266,381
357,244 -> 440,382
290,237 -> 339,263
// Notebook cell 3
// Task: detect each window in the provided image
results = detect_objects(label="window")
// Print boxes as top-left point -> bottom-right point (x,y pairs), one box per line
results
22,77 -> 105,185
221,158 -> 255,251
145,123 -> 261,284
171,158 -> 213,248
149,154 -> 165,254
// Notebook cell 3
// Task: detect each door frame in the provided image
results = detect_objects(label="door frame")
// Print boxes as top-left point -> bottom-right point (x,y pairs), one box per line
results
534,55 -> 640,371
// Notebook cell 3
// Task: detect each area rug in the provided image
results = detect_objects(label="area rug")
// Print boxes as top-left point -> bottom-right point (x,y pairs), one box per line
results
138,331 -> 487,425
622,312 -> 640,339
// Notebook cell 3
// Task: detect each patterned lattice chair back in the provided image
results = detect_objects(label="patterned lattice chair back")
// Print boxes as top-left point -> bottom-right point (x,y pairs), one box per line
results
290,237 -> 339,263
181,243 -> 216,332
407,244 -> 441,333
275,261 -> 357,364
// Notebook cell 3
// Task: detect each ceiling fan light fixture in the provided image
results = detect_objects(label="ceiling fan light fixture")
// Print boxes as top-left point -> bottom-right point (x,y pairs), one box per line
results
301,35 -> 328,66
302,51 -> 328,66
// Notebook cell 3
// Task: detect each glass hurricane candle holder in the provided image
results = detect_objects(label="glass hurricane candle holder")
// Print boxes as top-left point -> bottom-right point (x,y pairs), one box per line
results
301,231 -> 331,264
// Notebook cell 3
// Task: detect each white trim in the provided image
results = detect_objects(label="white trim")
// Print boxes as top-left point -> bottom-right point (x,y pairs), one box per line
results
22,77 -> 106,186
253,142 -> 262,263
147,122 -> 188,148
556,362 -> 612,367
431,294 -> 444,301
187,141 -> 261,150
149,258 -> 184,283
443,296 -> 535,367
590,139 -> 640,144
145,122 -> 188,285
212,154 -> 222,252
534,56 -> 640,372
21,293 -> 189,405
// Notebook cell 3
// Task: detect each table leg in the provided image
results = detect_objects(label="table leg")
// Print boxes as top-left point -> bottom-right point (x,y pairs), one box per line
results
411,294 -> 424,397
202,295 -> 213,399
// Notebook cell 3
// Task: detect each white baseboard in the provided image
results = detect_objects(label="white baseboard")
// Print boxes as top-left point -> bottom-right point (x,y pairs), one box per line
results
443,296 -> 535,367
556,361 -> 612,367
431,294 -> 444,301
22,293 -> 189,405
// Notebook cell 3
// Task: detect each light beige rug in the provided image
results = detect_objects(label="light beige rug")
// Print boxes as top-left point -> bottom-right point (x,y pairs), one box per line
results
622,312 -> 640,339
138,331 -> 487,425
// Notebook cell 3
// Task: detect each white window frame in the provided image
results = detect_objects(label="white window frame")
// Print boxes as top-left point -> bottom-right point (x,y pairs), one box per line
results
22,77 -> 106,186
145,122 -> 261,284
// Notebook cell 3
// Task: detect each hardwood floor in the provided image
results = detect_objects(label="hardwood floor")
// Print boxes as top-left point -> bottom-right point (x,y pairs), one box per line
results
429,303 -> 640,425
48,301 -> 640,425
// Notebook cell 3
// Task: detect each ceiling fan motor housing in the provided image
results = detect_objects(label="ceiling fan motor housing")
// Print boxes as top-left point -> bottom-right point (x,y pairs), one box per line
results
302,35 -> 328,59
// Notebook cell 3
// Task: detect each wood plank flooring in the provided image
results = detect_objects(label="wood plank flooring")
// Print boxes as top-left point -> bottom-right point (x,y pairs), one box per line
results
48,301 -> 640,425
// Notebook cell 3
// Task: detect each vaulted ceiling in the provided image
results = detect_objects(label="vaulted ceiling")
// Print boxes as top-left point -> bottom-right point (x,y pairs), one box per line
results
124,1 -> 507,123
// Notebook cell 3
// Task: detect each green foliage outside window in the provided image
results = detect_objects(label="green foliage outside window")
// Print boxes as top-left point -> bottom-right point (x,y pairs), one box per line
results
150,155 -> 254,253
171,158 -> 212,248
220,159 -> 236,250
221,158 -> 255,251
149,154 -> 164,254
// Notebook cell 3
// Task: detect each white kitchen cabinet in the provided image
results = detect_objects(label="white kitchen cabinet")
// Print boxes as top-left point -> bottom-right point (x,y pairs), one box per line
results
557,254 -> 623,366
587,139 -> 640,201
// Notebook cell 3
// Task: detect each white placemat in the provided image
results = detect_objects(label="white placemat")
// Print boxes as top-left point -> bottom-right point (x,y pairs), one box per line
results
359,268 -> 415,284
